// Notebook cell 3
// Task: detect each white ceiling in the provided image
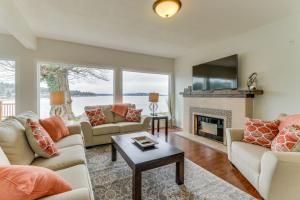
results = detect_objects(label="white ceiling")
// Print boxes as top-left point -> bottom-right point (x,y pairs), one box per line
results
5,0 -> 300,58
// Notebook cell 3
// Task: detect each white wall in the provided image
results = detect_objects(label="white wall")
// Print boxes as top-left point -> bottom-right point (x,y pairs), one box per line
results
175,14 -> 300,128
0,34 -> 174,114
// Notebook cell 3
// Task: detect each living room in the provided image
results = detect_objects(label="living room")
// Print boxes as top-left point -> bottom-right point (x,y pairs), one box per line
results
0,0 -> 300,200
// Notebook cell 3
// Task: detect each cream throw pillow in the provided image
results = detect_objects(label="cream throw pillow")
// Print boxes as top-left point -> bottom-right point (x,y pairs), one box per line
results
0,119 -> 35,165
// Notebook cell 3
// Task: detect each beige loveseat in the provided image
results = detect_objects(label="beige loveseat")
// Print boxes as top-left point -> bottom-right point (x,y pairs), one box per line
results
81,104 -> 151,147
0,111 -> 94,200
227,128 -> 300,200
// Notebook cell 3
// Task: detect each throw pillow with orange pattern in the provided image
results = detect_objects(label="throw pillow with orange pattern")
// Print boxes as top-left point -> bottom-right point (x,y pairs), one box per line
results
25,119 -> 58,158
85,107 -> 107,126
125,108 -> 142,122
271,125 -> 300,152
243,118 -> 280,148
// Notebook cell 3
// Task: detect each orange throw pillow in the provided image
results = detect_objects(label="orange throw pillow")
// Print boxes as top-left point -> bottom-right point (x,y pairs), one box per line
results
243,118 -> 280,148
111,103 -> 129,117
39,116 -> 69,142
0,165 -> 71,200
278,114 -> 300,132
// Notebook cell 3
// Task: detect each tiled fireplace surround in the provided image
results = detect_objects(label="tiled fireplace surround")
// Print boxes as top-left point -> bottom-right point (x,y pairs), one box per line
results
182,97 -> 253,145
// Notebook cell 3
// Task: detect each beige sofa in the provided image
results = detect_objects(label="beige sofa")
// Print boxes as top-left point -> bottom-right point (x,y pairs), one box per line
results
227,128 -> 300,200
0,111 -> 94,200
81,104 -> 151,147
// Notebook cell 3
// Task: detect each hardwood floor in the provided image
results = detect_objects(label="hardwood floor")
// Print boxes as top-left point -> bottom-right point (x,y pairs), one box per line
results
149,128 -> 262,199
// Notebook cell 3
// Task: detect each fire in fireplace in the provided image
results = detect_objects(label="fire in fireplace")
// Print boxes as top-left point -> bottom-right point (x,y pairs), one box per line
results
194,115 -> 224,143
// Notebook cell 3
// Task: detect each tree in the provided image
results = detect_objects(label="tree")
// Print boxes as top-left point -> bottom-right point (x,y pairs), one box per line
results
40,64 -> 109,119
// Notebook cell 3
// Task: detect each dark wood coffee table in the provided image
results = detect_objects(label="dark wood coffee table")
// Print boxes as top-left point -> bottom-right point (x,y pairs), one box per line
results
111,132 -> 184,200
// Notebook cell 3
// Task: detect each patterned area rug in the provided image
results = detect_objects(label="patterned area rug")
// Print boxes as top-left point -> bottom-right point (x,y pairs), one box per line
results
86,146 -> 254,200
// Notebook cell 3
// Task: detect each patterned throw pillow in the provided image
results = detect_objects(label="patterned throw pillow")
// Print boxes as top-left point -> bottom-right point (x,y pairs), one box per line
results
271,125 -> 300,152
25,119 -> 59,158
243,118 -> 280,148
125,108 -> 142,122
85,108 -> 107,126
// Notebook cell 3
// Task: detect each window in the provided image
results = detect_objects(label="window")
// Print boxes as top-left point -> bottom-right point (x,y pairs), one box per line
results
0,59 -> 16,120
122,71 -> 169,115
39,63 -> 114,119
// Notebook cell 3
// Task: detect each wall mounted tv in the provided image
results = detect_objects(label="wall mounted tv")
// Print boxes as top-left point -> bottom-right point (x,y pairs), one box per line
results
192,54 -> 238,91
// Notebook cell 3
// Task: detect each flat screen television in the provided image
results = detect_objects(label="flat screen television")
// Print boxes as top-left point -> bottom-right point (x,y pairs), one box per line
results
192,55 -> 238,91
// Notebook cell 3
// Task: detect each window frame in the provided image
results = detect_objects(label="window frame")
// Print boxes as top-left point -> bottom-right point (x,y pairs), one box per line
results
37,61 -> 116,118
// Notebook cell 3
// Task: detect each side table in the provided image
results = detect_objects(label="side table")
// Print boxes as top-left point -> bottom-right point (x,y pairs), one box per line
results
150,115 -> 168,138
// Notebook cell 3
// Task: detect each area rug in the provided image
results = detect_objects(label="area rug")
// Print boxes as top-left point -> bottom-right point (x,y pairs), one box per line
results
86,146 -> 254,200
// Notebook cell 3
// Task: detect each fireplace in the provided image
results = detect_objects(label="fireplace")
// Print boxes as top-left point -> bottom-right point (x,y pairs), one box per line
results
190,107 -> 232,145
194,115 -> 224,143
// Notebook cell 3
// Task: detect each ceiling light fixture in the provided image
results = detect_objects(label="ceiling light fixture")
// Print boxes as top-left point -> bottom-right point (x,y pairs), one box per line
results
153,0 -> 182,18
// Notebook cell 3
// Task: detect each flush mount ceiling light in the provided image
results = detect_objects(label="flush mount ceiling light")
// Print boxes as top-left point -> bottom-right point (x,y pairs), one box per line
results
153,0 -> 182,18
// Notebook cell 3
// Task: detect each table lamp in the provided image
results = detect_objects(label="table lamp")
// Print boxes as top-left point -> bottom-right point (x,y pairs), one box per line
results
149,92 -> 159,116
50,91 -> 65,116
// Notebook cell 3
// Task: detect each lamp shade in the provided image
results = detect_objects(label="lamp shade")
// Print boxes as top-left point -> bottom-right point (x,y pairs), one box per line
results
50,91 -> 65,105
149,93 -> 159,102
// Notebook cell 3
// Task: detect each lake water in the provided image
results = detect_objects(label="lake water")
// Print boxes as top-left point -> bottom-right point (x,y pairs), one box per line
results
40,96 -> 169,118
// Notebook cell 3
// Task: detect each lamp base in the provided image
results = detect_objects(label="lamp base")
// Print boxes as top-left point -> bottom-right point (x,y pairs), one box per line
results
149,102 -> 158,116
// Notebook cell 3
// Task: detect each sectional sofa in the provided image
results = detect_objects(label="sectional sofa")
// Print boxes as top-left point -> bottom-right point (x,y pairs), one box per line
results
0,111 -> 94,200
81,104 -> 151,147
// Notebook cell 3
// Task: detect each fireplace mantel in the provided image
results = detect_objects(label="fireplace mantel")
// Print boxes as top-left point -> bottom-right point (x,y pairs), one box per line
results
180,89 -> 263,98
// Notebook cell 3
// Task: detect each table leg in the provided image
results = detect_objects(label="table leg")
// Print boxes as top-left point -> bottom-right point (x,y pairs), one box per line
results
176,157 -> 184,185
165,118 -> 168,139
157,119 -> 160,132
111,143 -> 117,161
132,169 -> 142,200
151,118 -> 155,135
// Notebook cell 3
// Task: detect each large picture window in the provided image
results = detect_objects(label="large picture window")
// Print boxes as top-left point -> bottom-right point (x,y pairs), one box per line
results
39,63 -> 114,119
122,71 -> 169,115
0,59 -> 16,120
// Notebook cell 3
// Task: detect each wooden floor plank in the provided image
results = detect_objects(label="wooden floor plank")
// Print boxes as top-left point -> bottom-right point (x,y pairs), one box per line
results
149,128 -> 262,199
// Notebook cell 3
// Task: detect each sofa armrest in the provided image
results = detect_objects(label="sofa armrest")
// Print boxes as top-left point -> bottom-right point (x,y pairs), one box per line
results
141,116 -> 151,130
80,121 -> 93,147
226,128 -> 244,161
259,151 -> 300,200
39,188 -> 92,200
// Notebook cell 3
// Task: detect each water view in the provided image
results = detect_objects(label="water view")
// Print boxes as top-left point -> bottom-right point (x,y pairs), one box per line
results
40,95 -> 169,119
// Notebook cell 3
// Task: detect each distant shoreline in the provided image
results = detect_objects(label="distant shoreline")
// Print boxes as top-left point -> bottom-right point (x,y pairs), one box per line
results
40,93 -> 168,98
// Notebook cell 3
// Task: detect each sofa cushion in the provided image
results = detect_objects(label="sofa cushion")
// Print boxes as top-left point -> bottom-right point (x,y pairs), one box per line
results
92,124 -> 120,136
0,146 -> 10,165
13,111 -> 39,126
231,141 -> 270,188
25,119 -> 59,158
56,165 -> 92,191
31,145 -> 85,171
232,141 -> 269,172
118,122 -> 143,133
0,118 -> 35,165
56,134 -> 84,149
84,105 -> 114,123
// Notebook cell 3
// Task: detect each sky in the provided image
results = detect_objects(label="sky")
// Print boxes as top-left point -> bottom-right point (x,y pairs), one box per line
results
40,67 -> 169,95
